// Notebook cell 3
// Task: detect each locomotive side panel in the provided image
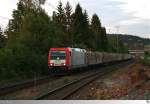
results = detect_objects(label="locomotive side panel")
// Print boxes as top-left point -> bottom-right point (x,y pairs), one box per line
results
70,48 -> 86,69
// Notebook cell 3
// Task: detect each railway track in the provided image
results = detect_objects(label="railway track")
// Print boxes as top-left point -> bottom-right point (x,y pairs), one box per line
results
35,60 -> 133,100
0,69 -> 97,98
0,66 -> 110,98
0,60 -> 133,99
0,75 -> 57,97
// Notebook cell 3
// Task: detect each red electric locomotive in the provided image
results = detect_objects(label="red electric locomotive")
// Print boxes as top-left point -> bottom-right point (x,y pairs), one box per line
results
48,47 -> 87,73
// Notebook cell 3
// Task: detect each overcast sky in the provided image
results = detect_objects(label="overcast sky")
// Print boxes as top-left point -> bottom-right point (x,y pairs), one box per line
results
0,0 -> 150,38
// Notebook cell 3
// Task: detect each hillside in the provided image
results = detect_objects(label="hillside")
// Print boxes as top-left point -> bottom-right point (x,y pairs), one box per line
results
108,34 -> 150,45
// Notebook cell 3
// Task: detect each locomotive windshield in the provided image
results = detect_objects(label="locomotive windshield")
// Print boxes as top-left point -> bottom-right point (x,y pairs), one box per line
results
51,51 -> 66,60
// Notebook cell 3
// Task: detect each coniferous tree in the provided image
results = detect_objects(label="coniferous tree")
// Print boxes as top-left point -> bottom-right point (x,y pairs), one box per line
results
101,27 -> 108,51
72,4 -> 85,47
52,11 -> 57,23
91,14 -> 102,50
0,27 -> 2,35
0,27 -> 5,48
82,10 -> 93,49
38,0 -> 46,5
64,2 -> 73,46
65,1 -> 72,30
83,10 -> 89,36
56,1 -> 66,30
51,1 -> 70,47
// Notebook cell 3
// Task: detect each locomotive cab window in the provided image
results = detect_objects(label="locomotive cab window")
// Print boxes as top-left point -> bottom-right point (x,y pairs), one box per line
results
50,51 -> 66,60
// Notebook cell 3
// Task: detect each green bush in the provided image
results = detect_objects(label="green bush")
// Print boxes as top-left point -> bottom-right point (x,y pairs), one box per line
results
143,52 -> 150,65
0,47 -> 48,80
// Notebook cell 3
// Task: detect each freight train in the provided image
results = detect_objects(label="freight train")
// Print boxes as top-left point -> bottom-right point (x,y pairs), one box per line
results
48,47 -> 132,73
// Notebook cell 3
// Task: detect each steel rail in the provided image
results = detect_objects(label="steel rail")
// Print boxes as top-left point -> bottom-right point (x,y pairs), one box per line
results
35,60 -> 133,100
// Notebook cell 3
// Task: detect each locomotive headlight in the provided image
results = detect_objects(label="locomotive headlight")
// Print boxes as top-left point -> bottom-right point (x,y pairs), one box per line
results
64,63 -> 66,66
50,63 -> 53,66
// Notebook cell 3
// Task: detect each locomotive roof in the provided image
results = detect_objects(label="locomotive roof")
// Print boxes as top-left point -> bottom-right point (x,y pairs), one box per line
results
50,47 -> 86,52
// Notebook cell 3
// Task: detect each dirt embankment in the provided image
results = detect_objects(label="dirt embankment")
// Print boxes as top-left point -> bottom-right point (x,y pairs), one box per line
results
68,63 -> 150,99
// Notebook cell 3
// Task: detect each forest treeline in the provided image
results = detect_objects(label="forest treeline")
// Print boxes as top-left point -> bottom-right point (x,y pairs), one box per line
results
0,0 -> 127,80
